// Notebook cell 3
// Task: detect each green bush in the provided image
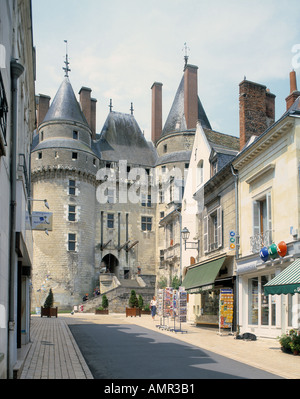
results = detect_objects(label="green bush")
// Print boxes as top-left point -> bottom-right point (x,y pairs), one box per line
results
43,289 -> 54,309
129,290 -> 138,308
102,294 -> 109,309
138,295 -> 144,309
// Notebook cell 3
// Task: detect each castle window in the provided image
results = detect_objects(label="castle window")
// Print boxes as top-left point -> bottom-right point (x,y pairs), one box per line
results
162,165 -> 166,173
68,234 -> 76,251
141,216 -> 152,231
73,130 -> 78,140
40,131 -> 44,141
68,205 -> 76,222
163,144 -> 167,153
69,180 -> 76,195
107,214 -> 114,229
38,152 -> 42,159
141,194 -> 151,207
72,152 -> 78,160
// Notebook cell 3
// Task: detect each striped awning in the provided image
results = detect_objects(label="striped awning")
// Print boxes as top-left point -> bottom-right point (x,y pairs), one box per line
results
264,259 -> 300,295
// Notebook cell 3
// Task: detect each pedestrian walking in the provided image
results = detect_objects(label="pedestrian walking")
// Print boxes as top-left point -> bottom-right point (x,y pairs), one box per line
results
150,296 -> 157,320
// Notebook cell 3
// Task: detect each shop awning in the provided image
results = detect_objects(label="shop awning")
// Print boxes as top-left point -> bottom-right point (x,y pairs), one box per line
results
182,256 -> 226,293
264,259 -> 300,295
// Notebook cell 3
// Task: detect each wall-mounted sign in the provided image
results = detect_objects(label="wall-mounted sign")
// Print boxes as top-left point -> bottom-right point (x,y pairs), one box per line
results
27,212 -> 53,231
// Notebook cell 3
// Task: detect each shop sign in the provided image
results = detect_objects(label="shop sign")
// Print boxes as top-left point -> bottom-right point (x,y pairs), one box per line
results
219,289 -> 234,332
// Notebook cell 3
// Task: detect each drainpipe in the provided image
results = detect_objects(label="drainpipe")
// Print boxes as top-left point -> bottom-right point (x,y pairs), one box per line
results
230,163 -> 239,332
8,59 -> 24,379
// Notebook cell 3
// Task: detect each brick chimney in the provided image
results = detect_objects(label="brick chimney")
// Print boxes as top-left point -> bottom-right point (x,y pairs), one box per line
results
79,87 -> 97,139
184,64 -> 198,129
151,82 -> 163,144
285,70 -> 300,110
239,80 -> 275,151
90,98 -> 97,139
36,94 -> 51,128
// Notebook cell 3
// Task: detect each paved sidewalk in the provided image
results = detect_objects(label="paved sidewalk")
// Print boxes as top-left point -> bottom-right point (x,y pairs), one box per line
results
19,313 -> 300,379
20,316 -> 93,379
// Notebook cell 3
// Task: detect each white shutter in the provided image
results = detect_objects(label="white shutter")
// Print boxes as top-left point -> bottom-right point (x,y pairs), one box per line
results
266,192 -> 272,244
217,206 -> 223,248
203,215 -> 208,253
253,201 -> 260,236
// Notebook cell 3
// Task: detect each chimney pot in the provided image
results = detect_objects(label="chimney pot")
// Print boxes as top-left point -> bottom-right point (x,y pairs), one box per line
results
151,82 -> 163,144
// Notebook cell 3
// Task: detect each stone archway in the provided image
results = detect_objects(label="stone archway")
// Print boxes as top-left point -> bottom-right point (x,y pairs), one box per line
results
101,254 -> 119,276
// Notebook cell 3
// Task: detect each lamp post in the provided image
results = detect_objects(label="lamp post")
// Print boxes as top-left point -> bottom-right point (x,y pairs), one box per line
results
181,227 -> 199,253
28,198 -> 50,209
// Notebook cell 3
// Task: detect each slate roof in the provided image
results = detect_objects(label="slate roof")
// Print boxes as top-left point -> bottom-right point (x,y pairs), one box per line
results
42,78 -> 88,126
155,150 -> 191,166
161,75 -> 211,137
93,111 -> 158,167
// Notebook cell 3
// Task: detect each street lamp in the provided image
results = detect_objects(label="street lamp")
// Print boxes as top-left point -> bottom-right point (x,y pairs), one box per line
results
181,227 -> 199,252
29,198 -> 50,209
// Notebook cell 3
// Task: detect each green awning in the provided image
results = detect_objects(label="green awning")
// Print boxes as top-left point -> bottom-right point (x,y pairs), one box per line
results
264,259 -> 300,295
182,256 -> 226,293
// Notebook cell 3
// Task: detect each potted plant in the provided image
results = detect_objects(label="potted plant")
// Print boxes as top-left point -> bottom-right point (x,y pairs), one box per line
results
95,294 -> 109,314
41,289 -> 58,318
141,303 -> 151,315
126,290 -> 141,317
289,329 -> 300,355
278,333 -> 292,353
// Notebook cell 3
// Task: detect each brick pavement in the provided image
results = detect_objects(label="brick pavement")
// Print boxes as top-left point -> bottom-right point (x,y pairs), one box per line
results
19,315 -> 93,379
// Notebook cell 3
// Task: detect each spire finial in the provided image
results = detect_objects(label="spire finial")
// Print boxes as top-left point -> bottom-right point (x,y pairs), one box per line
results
130,102 -> 134,115
63,40 -> 71,77
109,99 -> 113,112
183,42 -> 190,69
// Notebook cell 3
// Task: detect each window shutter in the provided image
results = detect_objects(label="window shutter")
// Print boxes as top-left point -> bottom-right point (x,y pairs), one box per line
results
253,201 -> 260,236
203,215 -> 208,253
266,192 -> 272,243
217,206 -> 223,248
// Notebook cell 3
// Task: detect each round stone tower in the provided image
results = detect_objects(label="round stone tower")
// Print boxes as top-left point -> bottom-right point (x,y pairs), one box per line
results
31,78 -> 98,310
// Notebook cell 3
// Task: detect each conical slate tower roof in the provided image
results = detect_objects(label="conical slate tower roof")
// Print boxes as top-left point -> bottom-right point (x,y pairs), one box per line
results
161,75 -> 211,137
93,111 -> 157,167
43,77 -> 88,126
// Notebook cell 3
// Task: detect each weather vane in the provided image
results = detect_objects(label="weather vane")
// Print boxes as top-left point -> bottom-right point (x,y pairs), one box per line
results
63,40 -> 71,77
183,42 -> 190,68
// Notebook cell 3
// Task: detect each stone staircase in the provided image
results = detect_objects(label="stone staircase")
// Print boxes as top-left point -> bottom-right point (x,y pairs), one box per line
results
81,275 -> 155,313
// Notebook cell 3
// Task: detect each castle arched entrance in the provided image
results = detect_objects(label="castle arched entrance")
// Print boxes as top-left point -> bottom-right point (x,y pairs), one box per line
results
101,254 -> 119,276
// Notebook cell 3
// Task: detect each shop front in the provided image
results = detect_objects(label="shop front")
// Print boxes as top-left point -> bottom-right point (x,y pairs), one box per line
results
237,242 -> 300,338
182,255 -> 236,328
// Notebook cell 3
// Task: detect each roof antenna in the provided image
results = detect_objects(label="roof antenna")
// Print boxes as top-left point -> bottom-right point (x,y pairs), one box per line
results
63,40 -> 71,77
183,42 -> 190,69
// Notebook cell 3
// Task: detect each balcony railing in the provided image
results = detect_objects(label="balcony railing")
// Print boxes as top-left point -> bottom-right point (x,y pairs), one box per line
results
250,230 -> 273,253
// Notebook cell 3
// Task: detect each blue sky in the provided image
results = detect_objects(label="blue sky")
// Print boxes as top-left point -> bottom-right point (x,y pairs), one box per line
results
32,0 -> 300,140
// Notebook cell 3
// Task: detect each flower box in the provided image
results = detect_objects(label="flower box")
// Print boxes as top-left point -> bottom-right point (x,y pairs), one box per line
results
95,309 -> 109,315
41,307 -> 58,318
126,307 -> 141,317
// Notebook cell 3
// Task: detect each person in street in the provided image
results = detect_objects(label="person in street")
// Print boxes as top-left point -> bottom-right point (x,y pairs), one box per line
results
150,296 -> 157,320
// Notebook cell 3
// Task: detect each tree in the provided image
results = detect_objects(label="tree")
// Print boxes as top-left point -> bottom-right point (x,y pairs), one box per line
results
102,294 -> 109,309
171,275 -> 181,290
129,290 -> 138,308
43,289 -> 54,308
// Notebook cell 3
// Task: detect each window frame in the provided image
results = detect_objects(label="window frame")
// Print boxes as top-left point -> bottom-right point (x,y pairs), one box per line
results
107,213 -> 114,229
141,216 -> 152,232
68,233 -> 76,252
203,205 -> 222,253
